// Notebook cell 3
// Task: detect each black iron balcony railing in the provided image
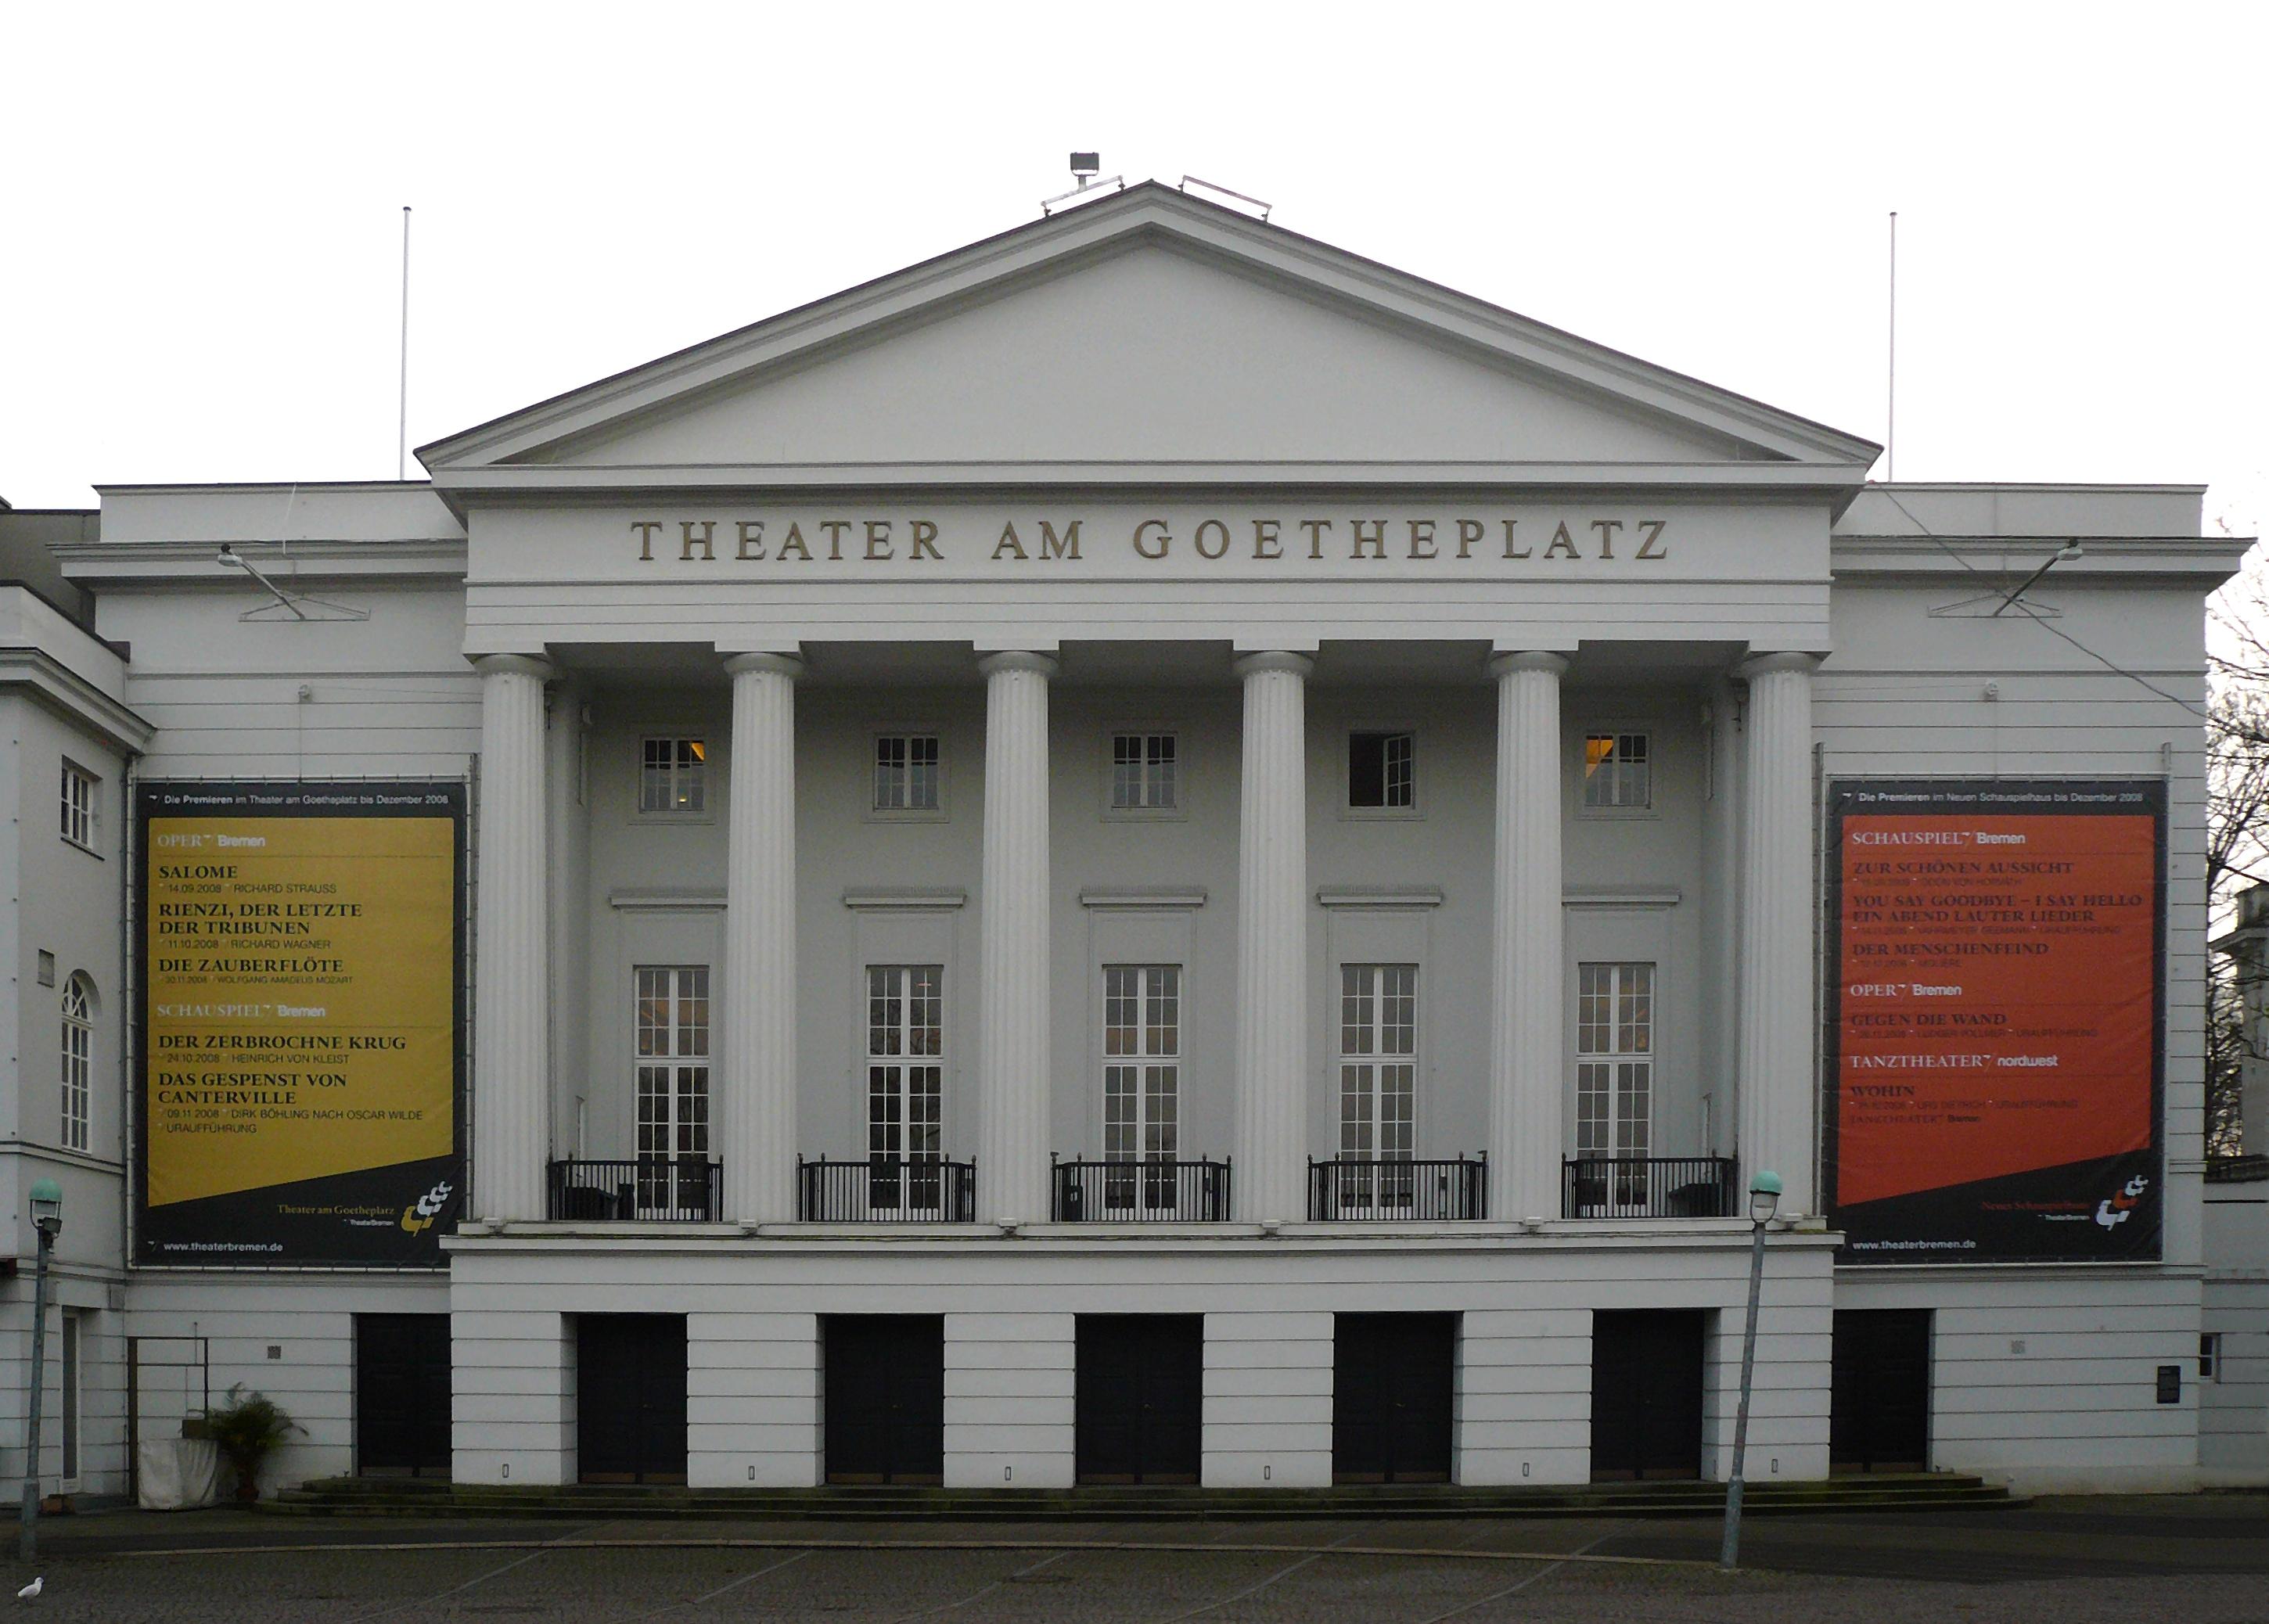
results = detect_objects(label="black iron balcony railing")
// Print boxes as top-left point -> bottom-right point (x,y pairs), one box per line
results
547,1157 -> 721,1222
798,1155 -> 976,1222
1562,1155 -> 1738,1219
1307,1156 -> 1486,1220
1052,1156 -> 1232,1221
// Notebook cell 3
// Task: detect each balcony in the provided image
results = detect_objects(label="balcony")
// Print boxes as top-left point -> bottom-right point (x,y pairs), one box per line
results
1307,1156 -> 1486,1221
547,1157 -> 721,1222
1562,1155 -> 1737,1219
798,1156 -> 977,1222
1052,1157 -> 1232,1222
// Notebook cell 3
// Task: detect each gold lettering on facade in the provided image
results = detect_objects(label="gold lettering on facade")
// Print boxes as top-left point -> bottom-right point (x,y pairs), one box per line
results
623,512 -> 1674,568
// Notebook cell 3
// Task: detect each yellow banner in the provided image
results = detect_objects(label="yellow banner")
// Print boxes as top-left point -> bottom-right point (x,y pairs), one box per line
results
146,814 -> 456,1207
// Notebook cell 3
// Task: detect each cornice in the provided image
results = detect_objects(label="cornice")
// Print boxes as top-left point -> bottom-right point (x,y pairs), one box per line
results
54,538 -> 469,584
0,647 -> 154,749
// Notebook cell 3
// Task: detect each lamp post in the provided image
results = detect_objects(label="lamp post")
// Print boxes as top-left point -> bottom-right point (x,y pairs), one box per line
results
18,1179 -> 62,1562
1718,1169 -> 1780,1572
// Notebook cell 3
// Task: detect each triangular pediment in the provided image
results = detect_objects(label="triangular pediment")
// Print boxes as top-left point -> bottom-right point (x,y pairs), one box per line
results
420,184 -> 1877,495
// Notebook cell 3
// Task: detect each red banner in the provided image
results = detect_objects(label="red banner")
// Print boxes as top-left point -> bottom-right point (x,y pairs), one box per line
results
1826,781 -> 2163,1263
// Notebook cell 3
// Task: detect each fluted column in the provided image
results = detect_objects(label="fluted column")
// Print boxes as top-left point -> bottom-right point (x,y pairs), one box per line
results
1233,652 -> 1313,1223
473,653 -> 553,1223
722,652 -> 803,1223
976,651 -> 1057,1224
1736,652 -> 1821,1217
1488,652 -> 1567,1222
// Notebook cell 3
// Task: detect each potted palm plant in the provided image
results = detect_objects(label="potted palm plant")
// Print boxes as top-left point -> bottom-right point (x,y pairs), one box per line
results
202,1385 -> 303,1503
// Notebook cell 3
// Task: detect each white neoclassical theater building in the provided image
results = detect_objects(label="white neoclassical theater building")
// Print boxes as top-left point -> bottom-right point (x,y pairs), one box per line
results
2,181 -> 2264,1499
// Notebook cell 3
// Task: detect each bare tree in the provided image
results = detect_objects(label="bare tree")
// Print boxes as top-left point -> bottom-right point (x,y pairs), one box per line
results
2205,552 -> 2269,1157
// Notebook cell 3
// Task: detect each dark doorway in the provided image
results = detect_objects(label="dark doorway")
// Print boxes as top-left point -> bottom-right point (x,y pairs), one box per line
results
1333,1313 -> 1455,1482
1076,1315 -> 1203,1484
825,1316 -> 945,1484
1831,1309 -> 1931,1474
577,1314 -> 687,1484
355,1314 -> 451,1477
1591,1310 -> 1704,1482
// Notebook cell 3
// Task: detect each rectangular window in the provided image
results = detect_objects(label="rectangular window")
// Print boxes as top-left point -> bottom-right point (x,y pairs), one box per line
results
634,966 -> 710,1215
60,762 -> 98,851
873,734 -> 942,814
1582,731 -> 1651,810
1109,732 -> 1178,812
1102,965 -> 1181,1211
638,737 -> 707,815
867,965 -> 945,1214
1575,961 -> 1654,1211
1339,964 -> 1417,1160
2200,1332 -> 2222,1381
1348,731 -> 1415,810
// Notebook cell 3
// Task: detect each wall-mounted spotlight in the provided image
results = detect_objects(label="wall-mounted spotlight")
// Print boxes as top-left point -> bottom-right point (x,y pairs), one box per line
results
215,542 -> 370,623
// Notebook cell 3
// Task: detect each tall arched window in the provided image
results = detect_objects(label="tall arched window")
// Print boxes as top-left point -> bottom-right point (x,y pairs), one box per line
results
61,974 -> 94,1153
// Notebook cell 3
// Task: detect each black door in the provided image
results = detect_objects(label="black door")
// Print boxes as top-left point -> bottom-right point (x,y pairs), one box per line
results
1076,1315 -> 1203,1484
1333,1313 -> 1455,1483
1591,1310 -> 1704,1482
355,1314 -> 451,1477
577,1314 -> 688,1484
825,1316 -> 945,1484
1831,1309 -> 1931,1474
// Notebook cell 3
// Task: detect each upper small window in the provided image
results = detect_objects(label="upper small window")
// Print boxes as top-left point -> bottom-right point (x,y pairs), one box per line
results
2201,1332 -> 2222,1381
639,737 -> 707,815
60,762 -> 99,852
1348,731 -> 1415,811
1109,731 -> 1178,813
1582,731 -> 1651,811
873,734 -> 941,814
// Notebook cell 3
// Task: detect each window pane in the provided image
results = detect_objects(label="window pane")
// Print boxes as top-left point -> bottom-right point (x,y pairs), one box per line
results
1349,732 -> 1386,807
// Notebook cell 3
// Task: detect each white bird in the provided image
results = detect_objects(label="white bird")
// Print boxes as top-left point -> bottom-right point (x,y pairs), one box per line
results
15,1576 -> 39,1601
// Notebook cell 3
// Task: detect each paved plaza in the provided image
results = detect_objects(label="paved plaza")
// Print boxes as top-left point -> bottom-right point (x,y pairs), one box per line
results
2,1496 -> 2264,1622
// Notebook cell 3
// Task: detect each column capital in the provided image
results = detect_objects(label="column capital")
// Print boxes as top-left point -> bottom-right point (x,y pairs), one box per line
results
722,651 -> 805,681
472,652 -> 555,682
1232,650 -> 1314,681
1735,651 -> 1824,681
976,650 -> 1059,681
1487,650 -> 1570,680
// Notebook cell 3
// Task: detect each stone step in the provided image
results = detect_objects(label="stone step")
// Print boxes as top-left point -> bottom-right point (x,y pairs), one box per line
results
262,1475 -> 2020,1522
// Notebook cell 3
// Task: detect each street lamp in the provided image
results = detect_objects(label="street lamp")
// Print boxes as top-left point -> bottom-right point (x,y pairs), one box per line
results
1719,1169 -> 1781,1572
19,1179 -> 62,1561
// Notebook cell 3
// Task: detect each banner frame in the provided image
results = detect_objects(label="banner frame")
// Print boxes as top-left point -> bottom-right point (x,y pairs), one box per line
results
1822,775 -> 2167,1267
130,777 -> 469,1271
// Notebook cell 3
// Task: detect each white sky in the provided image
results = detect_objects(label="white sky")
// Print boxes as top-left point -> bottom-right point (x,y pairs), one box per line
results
3,2 -> 2261,537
